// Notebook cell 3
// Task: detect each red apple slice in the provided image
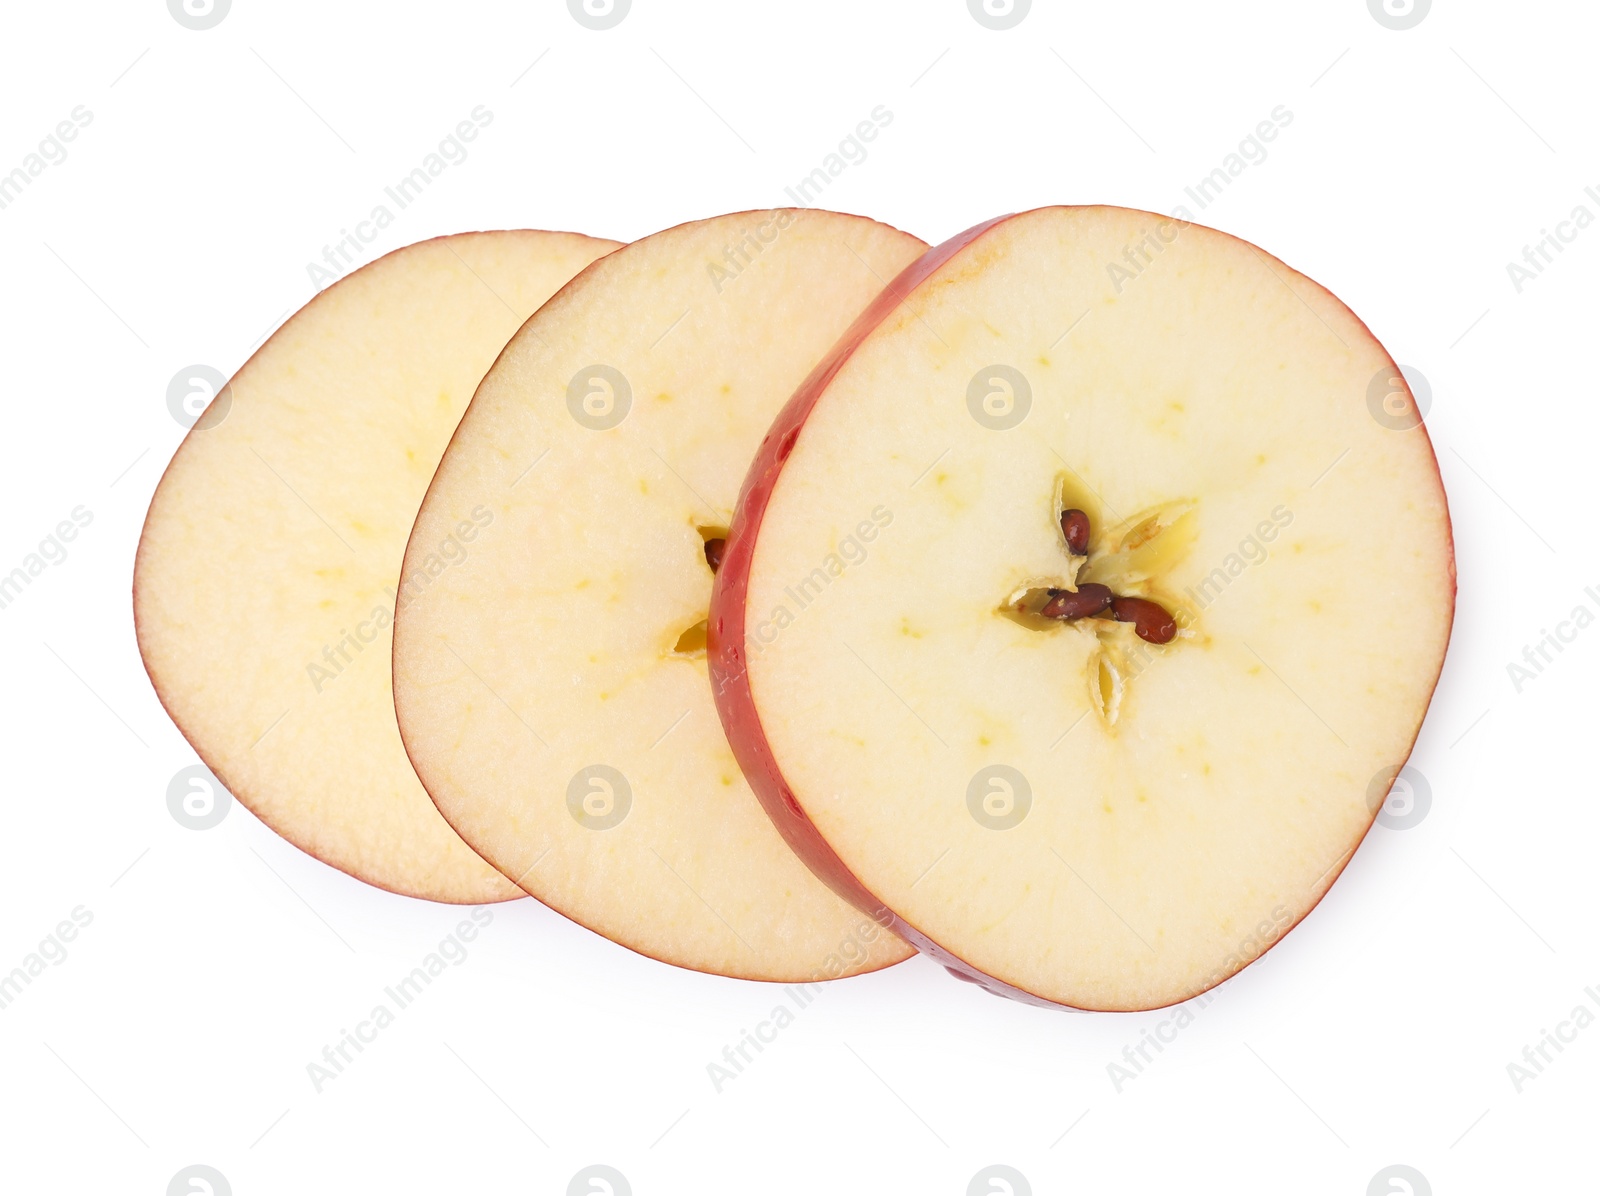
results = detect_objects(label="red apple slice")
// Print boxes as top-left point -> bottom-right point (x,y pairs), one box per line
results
710,206 -> 1455,1010
135,230 -> 619,902
392,209 -> 926,980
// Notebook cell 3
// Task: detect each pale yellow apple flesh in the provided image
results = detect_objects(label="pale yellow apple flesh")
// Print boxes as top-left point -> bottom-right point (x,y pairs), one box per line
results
719,207 -> 1455,1009
393,210 -> 926,979
135,230 -> 619,902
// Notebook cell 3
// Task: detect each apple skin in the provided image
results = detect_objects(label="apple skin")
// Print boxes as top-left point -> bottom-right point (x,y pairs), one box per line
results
709,208 -> 1457,1011
707,214 -> 1062,1007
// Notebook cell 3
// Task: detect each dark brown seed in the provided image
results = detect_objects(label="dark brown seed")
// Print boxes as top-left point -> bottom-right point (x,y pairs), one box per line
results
1060,508 -> 1091,555
1041,583 -> 1114,620
704,538 -> 727,572
1110,596 -> 1177,644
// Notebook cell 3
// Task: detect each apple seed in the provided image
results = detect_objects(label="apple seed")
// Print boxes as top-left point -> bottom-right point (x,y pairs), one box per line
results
1041,583 -> 1114,620
704,537 -> 727,572
1060,508 -> 1091,555
1109,596 -> 1177,644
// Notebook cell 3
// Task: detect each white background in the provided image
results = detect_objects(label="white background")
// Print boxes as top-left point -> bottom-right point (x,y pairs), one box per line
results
0,1 -> 1594,1192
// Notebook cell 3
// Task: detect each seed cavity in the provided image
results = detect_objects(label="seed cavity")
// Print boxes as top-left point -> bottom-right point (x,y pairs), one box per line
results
994,493 -> 1189,725
671,619 -> 708,657
1091,650 -> 1124,724
676,524 -> 729,657
1040,507 -> 1179,639
696,524 -> 730,573
1083,499 -> 1198,592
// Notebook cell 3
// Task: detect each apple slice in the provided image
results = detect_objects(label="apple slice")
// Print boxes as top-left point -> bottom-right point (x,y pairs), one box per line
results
135,230 -> 619,902
710,206 -> 1455,1010
393,209 -> 926,980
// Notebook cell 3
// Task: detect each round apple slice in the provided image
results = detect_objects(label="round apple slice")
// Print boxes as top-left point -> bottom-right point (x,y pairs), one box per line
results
393,210 -> 926,980
135,230 -> 620,902
711,206 -> 1455,1011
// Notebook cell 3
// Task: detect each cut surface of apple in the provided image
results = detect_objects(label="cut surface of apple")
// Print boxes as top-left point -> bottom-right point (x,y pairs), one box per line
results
710,206 -> 1455,1010
392,209 -> 926,979
135,230 -> 619,902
